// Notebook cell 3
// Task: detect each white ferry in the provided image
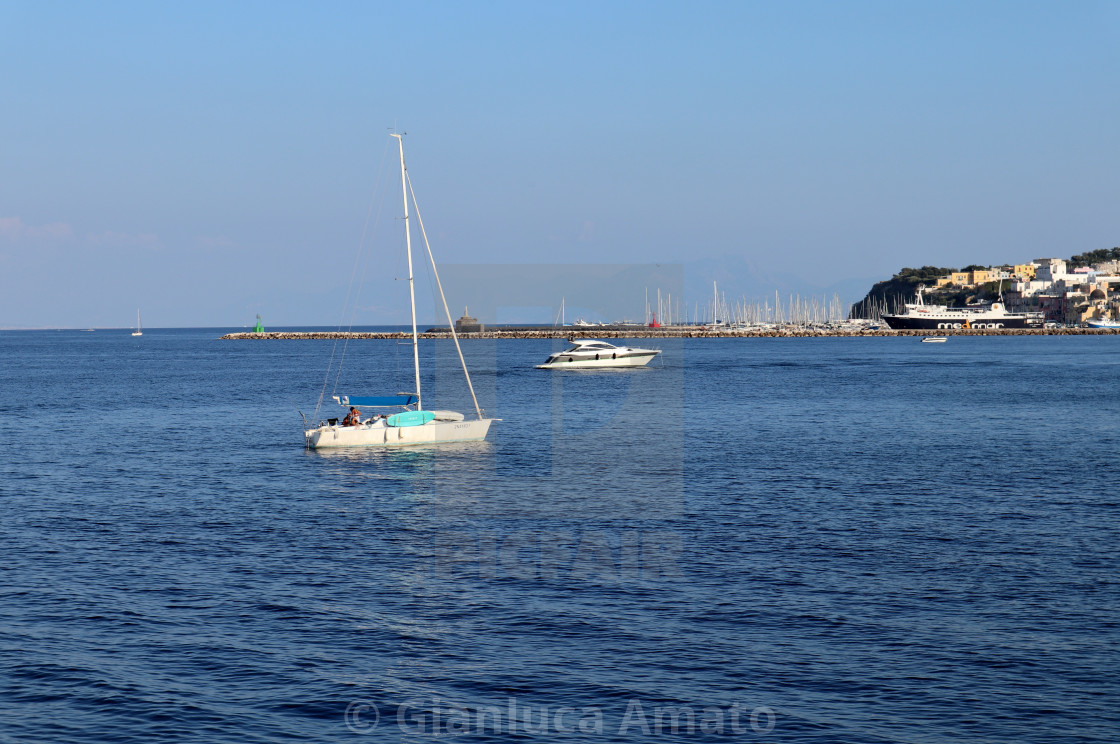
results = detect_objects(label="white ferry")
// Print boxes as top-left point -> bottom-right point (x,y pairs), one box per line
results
882,287 -> 1043,330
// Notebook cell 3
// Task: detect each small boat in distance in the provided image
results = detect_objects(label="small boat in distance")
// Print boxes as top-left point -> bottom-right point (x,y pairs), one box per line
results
131,310 -> 142,336
921,336 -> 947,343
536,339 -> 661,369
1086,318 -> 1120,329
705,280 -> 728,330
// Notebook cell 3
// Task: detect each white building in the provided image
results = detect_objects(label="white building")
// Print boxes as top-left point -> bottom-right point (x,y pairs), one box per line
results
1034,257 -> 1070,283
1013,279 -> 1049,296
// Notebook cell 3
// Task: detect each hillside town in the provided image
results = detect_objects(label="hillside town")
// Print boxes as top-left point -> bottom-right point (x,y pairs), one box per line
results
854,251 -> 1120,327
931,257 -> 1120,325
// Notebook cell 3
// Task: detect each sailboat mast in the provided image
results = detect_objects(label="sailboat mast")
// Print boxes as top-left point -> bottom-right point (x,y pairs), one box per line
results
392,134 -> 422,410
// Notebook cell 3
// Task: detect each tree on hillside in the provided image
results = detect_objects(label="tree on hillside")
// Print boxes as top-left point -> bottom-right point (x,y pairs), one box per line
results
1068,247 -> 1120,269
937,281 -> 1004,307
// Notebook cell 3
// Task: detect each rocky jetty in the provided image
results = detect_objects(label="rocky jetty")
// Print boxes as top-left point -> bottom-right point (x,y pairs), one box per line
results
220,327 -> 1119,340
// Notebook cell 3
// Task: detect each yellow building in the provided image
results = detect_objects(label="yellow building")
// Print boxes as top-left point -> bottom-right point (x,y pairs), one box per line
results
944,266 -> 1033,287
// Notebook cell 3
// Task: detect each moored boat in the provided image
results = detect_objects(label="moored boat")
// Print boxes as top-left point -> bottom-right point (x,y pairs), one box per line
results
882,286 -> 1043,330
1085,318 -> 1120,329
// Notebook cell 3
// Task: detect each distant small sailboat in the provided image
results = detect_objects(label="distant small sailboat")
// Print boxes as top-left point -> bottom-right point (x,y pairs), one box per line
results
131,310 -> 143,336
705,281 -> 728,329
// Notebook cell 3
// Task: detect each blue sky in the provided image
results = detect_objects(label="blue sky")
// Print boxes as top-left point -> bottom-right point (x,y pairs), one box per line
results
2,1 -> 1117,327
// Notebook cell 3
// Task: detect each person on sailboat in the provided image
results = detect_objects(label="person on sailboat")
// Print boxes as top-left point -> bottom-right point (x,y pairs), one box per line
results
342,407 -> 362,426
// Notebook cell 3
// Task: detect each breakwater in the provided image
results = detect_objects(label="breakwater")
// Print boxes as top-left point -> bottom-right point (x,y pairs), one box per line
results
220,327 -> 1120,340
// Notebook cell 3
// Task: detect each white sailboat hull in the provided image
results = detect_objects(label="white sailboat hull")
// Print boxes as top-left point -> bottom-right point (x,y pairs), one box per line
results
305,417 -> 493,449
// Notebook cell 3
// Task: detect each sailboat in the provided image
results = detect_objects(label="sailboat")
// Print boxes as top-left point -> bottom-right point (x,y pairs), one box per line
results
131,310 -> 143,336
303,134 -> 497,449
705,281 -> 727,329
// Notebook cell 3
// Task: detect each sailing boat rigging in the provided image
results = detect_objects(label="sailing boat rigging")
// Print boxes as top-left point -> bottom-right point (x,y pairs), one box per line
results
303,134 -> 497,449
131,309 -> 142,336
706,281 -> 727,329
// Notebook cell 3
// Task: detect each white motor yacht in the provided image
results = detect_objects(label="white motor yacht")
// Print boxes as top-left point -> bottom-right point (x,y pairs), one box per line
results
535,339 -> 661,369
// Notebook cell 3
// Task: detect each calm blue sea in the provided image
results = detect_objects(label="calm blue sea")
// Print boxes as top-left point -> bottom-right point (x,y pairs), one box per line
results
1,329 -> 1118,743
